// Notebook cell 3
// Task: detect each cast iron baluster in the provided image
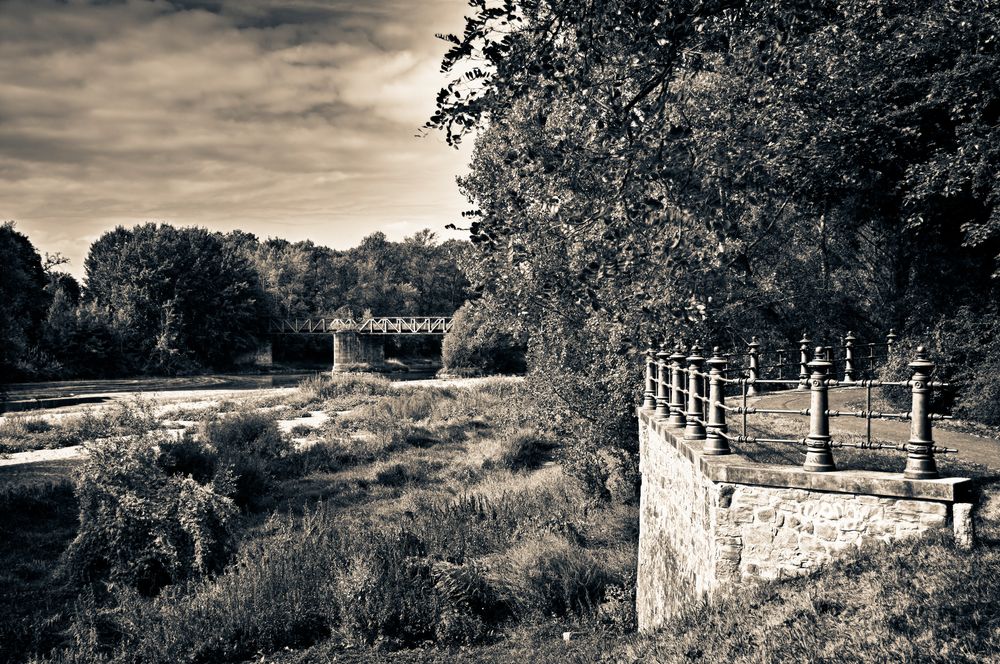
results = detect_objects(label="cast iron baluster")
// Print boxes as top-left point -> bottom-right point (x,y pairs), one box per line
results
804,348 -> 836,472
747,336 -> 760,396
798,335 -> 811,390
886,329 -> 897,359
642,347 -> 657,409
844,331 -> 857,383
654,346 -> 670,418
685,344 -> 706,440
904,347 -> 939,480
704,349 -> 730,455
669,346 -> 687,427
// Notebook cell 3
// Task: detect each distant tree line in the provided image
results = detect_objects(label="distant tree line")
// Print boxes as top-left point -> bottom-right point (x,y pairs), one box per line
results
0,222 -> 469,380
427,0 -> 1000,449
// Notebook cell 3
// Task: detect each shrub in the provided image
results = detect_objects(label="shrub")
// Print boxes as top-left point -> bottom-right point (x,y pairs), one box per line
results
293,373 -> 393,408
289,423 -> 313,436
155,436 -> 218,484
442,301 -> 527,376
564,438 -> 641,505
62,435 -> 237,596
202,412 -> 288,460
500,533 -> 611,617
4,413 -> 52,434
0,413 -> 68,452
374,462 -> 410,487
64,396 -> 160,443
492,428 -> 557,471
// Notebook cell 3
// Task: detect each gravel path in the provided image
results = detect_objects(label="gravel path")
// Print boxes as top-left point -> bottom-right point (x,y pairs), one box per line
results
751,388 -> 1000,471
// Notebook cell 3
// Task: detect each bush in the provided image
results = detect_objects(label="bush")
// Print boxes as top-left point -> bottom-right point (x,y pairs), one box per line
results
442,301 -> 527,376
292,373 -> 393,408
876,310 -> 1000,425
202,412 -> 288,460
200,412 -> 290,511
0,413 -> 67,452
155,437 -> 218,484
64,396 -> 160,442
500,533 -> 611,617
492,428 -> 557,471
564,438 -> 641,505
62,435 -> 237,596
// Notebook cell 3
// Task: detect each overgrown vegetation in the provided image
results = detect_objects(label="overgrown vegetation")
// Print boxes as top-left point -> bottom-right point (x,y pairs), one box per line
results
2,374 -> 998,663
1,376 -> 637,663
0,397 -> 161,454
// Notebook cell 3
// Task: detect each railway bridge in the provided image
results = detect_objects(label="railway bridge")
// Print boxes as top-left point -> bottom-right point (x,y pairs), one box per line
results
266,317 -> 453,372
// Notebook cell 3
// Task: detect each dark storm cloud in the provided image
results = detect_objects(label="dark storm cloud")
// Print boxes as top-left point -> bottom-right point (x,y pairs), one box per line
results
0,0 -> 471,276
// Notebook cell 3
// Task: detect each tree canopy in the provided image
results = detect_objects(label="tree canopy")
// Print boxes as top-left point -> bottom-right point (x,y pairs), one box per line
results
2,224 -> 470,381
427,0 -> 1000,431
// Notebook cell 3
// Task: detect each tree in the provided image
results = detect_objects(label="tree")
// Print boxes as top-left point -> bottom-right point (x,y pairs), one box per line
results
427,0 -> 1000,437
84,224 -> 266,371
0,222 -> 50,380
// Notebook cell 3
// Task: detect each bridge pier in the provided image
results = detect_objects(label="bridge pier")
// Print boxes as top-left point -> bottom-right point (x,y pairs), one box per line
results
256,340 -> 273,367
332,331 -> 385,373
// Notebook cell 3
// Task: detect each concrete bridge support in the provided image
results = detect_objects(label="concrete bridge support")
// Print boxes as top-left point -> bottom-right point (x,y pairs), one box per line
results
332,331 -> 385,373
256,340 -> 273,367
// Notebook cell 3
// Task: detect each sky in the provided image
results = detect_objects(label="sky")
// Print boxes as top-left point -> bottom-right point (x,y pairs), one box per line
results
0,0 -> 474,279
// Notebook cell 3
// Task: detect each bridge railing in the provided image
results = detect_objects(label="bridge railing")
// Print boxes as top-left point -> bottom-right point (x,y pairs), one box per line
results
641,340 -> 956,479
269,316 -> 453,335
717,330 -> 898,388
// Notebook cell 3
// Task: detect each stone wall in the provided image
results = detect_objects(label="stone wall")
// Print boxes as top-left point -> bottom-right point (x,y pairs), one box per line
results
637,408 -> 975,632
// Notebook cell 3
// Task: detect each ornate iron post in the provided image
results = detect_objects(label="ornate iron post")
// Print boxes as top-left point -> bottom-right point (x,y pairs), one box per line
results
844,331 -> 857,382
684,344 -> 706,440
669,346 -> 687,427
704,349 -> 730,455
654,346 -> 670,418
886,329 -> 897,357
904,347 -> 939,480
747,336 -> 760,396
804,348 -> 836,472
798,335 -> 811,390
642,347 -> 657,410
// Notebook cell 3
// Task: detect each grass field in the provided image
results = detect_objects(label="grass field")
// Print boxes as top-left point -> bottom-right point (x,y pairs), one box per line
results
1,375 -> 997,663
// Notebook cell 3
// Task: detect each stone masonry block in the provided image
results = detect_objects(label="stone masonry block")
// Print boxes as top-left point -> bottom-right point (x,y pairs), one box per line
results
953,503 -> 975,549
893,499 -> 947,516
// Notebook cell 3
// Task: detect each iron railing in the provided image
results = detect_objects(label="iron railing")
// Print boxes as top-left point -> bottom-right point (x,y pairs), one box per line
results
269,317 -> 453,335
641,339 -> 956,479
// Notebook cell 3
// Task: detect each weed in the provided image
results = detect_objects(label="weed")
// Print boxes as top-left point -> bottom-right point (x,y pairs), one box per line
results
289,423 -> 313,436
62,434 -> 238,596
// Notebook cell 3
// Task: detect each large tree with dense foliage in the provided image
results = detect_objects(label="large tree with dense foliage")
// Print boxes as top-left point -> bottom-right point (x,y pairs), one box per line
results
84,224 -> 266,372
428,0 -> 1000,436
0,222 -> 50,380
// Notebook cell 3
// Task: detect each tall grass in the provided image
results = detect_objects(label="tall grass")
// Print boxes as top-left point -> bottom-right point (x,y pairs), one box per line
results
290,373 -> 393,410
37,475 -> 631,662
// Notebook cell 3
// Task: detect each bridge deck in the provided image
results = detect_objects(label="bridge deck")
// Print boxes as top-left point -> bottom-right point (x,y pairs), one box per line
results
269,317 -> 453,335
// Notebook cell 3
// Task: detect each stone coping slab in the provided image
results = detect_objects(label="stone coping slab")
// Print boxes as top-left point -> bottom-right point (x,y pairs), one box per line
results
638,408 -> 972,503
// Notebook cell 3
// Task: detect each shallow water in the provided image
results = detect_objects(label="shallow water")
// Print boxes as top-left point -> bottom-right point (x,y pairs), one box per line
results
2,369 -> 438,411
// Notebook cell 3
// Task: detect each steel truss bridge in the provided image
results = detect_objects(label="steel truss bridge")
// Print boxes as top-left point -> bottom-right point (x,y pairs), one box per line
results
269,317 -> 453,335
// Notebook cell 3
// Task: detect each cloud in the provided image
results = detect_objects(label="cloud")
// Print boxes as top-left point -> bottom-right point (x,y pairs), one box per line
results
0,0 -> 473,278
